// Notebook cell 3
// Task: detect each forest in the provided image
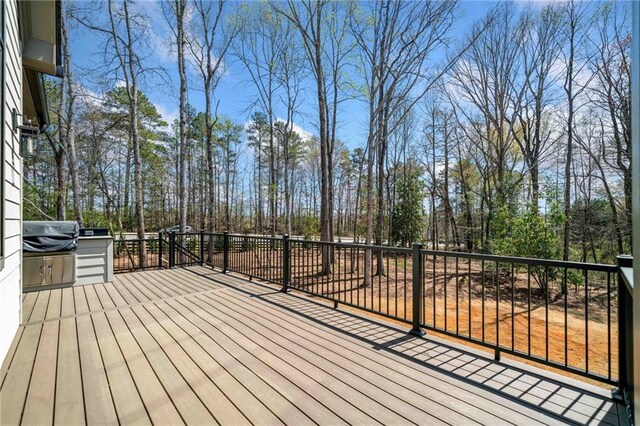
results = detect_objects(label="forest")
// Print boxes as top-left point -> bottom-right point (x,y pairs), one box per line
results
25,0 -> 631,265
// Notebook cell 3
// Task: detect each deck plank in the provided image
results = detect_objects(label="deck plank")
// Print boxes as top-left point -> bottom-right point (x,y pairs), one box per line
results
0,326 -> 24,385
113,273 -> 148,304
130,304 -> 251,426
162,297 -> 369,424
54,317 -> 85,425
84,284 -> 104,312
111,275 -> 142,305
129,270 -> 182,298
94,283 -> 116,309
151,301 -> 318,425
118,272 -> 163,302
214,274 -> 560,424
179,295 -> 438,425
195,291 -> 487,425
5,267 -> 621,426
104,309 -> 184,425
22,321 -> 59,425
61,287 -> 76,317
75,314 -> 119,425
73,286 -> 90,315
205,288 -> 543,425
92,312 -> 151,425
21,292 -> 38,322
118,308 -> 217,425
45,288 -> 62,320
0,324 -> 42,425
28,290 -> 51,323
101,281 -> 128,307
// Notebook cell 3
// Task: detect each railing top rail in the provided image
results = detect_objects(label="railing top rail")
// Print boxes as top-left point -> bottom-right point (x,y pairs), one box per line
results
115,238 -> 160,243
202,232 -> 620,269
289,238 -> 413,254
419,248 -> 618,272
226,233 -> 281,242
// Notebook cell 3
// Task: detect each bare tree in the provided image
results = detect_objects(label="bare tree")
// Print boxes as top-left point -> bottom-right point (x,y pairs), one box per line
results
62,4 -> 83,226
512,5 -> 563,207
561,0 -> 592,260
273,0 -> 349,274
188,0 -> 237,232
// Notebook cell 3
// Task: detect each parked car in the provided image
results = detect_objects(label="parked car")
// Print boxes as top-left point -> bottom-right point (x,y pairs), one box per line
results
160,225 -> 194,234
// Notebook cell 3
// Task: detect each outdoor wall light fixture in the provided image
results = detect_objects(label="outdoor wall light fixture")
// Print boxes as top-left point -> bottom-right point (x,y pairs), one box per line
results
12,108 -> 40,158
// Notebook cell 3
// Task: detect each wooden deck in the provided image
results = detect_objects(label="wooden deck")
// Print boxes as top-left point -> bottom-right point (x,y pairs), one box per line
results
1,266 -> 623,425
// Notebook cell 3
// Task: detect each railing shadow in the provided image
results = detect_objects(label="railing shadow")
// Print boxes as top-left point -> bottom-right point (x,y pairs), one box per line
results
183,267 -> 622,426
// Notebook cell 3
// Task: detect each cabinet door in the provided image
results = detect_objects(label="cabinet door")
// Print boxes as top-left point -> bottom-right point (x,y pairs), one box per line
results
24,257 -> 46,287
44,255 -> 76,285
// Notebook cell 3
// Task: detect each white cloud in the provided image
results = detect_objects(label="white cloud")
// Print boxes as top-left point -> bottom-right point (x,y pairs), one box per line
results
243,117 -> 314,142
276,117 -> 314,140
155,103 -> 179,129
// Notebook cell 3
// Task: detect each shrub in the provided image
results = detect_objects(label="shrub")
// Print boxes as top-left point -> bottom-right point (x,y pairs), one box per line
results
492,203 -> 561,292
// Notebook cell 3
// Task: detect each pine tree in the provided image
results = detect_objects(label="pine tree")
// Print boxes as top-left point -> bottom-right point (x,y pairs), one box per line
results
391,167 -> 425,247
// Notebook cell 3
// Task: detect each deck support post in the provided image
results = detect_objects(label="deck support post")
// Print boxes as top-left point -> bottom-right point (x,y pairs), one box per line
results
223,231 -> 229,273
409,243 -> 425,337
158,232 -> 164,269
199,231 -> 205,266
615,254 -> 634,417
168,232 -> 176,269
282,234 -> 291,292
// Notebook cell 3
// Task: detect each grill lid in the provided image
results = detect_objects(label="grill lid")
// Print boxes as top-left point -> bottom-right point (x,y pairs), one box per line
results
23,221 -> 79,252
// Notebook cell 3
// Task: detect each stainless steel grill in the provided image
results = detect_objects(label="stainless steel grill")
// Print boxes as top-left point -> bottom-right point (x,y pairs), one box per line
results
23,221 -> 79,289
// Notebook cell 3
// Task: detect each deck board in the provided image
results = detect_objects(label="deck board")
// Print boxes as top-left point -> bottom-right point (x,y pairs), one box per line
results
92,312 -> 151,425
28,290 -> 50,323
176,296 -> 425,425
0,324 -> 42,425
54,317 -> 85,425
75,314 -> 119,425
130,304 -> 251,425
0,266 -> 623,426
201,284 -> 538,423
193,290 -> 504,425
22,321 -> 59,425
118,308 -> 217,425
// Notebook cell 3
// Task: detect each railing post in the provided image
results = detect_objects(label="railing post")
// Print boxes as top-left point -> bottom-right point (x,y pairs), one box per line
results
616,254 -> 634,412
158,232 -> 164,269
282,234 -> 291,292
199,231 -> 205,266
168,231 -> 176,269
409,243 -> 425,336
223,231 -> 229,273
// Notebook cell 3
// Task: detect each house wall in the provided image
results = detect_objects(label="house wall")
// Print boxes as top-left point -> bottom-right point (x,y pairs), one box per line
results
0,0 -> 22,364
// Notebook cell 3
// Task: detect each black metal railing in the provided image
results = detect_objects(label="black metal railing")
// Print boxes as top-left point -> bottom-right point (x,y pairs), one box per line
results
113,231 -> 634,400
617,255 -> 634,421
113,238 -> 164,273
415,248 -> 619,385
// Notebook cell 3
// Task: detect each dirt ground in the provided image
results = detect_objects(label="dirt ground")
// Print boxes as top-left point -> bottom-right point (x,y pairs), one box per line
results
115,243 -> 618,386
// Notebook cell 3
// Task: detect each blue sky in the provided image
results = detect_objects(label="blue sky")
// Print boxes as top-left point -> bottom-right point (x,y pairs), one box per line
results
68,1 -> 508,149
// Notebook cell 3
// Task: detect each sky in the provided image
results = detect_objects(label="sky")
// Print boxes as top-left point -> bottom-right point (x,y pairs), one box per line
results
67,1 -> 525,150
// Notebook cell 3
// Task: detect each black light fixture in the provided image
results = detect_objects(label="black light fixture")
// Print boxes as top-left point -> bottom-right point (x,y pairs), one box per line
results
12,108 -> 40,158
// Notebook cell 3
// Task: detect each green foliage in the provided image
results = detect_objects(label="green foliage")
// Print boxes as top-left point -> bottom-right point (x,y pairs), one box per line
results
301,215 -> 319,240
492,204 -> 560,260
390,167 -> 425,247
492,202 -> 561,290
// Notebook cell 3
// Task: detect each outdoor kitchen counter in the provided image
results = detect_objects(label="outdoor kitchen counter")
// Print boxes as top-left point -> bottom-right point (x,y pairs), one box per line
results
76,235 -> 113,285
